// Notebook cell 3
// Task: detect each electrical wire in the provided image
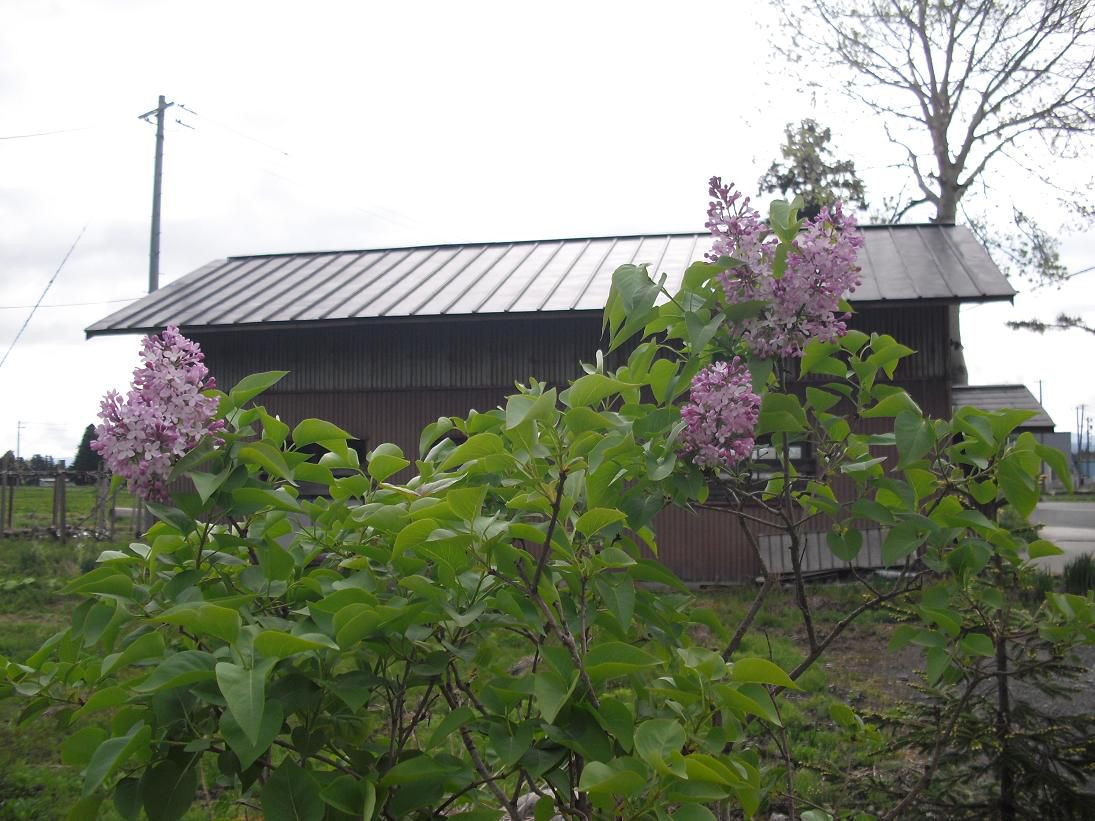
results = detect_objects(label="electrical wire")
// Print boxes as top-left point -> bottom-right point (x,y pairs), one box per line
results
0,225 -> 88,372
0,127 -> 92,141
0,295 -> 140,310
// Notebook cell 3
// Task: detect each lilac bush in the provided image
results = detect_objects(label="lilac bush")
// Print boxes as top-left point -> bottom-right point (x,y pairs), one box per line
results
705,176 -> 863,357
679,357 -> 760,470
92,325 -> 223,500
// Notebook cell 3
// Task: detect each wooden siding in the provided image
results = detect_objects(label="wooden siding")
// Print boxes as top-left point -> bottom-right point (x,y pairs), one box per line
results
189,303 -> 953,583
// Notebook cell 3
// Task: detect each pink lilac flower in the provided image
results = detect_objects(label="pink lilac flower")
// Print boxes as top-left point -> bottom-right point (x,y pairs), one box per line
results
705,177 -> 863,357
680,358 -> 761,470
92,326 -> 224,501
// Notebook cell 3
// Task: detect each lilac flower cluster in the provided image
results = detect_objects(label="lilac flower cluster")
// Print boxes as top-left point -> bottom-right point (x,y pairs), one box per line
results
92,326 -> 224,501
679,358 -> 761,470
705,177 -> 864,357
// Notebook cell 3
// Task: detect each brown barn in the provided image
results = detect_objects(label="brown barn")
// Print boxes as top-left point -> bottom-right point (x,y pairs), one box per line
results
88,225 -> 1014,582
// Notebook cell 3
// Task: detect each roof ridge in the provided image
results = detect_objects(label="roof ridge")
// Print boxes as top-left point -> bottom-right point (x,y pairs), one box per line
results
224,223 -> 955,260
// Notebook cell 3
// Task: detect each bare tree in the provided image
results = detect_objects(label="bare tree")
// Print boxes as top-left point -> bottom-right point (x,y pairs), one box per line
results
776,0 -> 1095,279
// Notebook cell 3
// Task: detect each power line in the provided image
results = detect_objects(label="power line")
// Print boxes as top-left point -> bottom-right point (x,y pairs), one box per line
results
0,126 -> 92,141
0,225 -> 88,372
0,296 -> 140,310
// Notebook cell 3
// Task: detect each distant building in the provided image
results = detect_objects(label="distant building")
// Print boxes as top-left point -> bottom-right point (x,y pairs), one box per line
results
90,225 -> 1016,581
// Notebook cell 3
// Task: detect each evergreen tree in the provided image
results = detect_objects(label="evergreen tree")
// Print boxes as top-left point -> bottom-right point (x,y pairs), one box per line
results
72,424 -> 101,473
759,119 -> 867,220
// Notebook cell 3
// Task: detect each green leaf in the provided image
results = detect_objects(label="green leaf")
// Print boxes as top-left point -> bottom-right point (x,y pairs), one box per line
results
426,706 -> 475,750
561,373 -> 639,408
132,654 -> 213,697
231,487 -> 303,513
156,603 -> 241,644
141,759 -> 198,821
604,264 -> 665,351
960,633 -> 995,657
65,796 -> 103,821
584,642 -> 663,682
862,389 -> 920,419
800,341 -> 843,377
367,443 -> 410,482
1035,443 -> 1073,493
187,467 -> 232,504
239,442 -> 295,482
229,371 -> 288,406
534,669 -> 575,723
101,631 -> 166,677
674,805 -> 717,821
262,761 -> 323,821
575,507 -> 628,537
578,759 -> 647,795
380,753 -> 466,787
895,410 -> 934,467
633,719 -> 686,776
319,775 -> 365,816
506,388 -> 557,429
1029,539 -> 1064,559
756,393 -> 806,435
62,566 -> 134,598
254,630 -> 338,658
730,657 -> 797,689
220,700 -> 284,770
61,726 -> 107,767
420,417 -> 454,457
216,660 -> 274,745
881,520 -> 930,565
489,721 -> 535,768
292,418 -> 352,446
439,432 -> 505,470
83,723 -> 152,796
826,527 -> 863,562
998,454 -> 1038,518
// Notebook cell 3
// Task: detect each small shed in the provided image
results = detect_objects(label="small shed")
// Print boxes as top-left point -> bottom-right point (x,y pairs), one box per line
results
88,225 -> 1015,582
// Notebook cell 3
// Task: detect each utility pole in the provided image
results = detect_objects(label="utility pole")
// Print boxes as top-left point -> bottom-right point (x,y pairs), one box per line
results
15,421 -> 24,460
139,95 -> 174,293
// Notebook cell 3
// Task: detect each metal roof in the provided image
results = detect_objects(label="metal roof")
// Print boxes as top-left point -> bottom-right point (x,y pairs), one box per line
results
952,384 -> 1055,430
87,224 -> 1015,337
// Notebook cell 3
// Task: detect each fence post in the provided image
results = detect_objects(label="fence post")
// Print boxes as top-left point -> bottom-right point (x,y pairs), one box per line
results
5,472 -> 14,531
95,470 -> 108,536
56,469 -> 67,544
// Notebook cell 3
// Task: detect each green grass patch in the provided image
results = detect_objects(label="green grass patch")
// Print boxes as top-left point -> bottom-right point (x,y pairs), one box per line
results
2,484 -> 137,533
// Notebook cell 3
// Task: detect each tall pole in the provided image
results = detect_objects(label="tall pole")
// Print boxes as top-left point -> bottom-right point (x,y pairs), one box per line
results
140,95 -> 174,293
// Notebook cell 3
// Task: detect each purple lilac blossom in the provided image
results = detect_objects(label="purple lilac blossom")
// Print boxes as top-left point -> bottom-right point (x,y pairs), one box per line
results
679,358 -> 761,470
705,176 -> 864,357
92,326 -> 224,501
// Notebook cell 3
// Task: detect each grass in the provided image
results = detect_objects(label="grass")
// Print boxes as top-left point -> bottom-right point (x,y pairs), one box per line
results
2,484 -> 137,534
694,582 -> 919,811
0,538 -> 919,819
0,540 -> 95,820
0,540 -> 240,821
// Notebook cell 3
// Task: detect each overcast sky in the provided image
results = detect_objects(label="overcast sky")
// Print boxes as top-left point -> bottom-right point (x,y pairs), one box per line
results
2,0 -> 1094,462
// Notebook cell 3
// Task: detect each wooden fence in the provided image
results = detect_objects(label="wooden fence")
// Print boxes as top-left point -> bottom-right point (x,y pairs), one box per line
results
0,470 -> 147,541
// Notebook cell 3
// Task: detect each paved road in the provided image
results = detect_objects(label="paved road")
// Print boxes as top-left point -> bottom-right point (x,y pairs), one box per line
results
1032,501 -> 1095,573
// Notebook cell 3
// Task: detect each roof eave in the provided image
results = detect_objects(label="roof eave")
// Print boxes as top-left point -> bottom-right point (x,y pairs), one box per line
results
84,292 -> 1017,339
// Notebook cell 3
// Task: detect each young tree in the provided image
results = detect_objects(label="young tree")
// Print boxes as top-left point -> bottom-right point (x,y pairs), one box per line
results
72,423 -> 101,474
759,119 -> 867,219
776,0 -> 1095,281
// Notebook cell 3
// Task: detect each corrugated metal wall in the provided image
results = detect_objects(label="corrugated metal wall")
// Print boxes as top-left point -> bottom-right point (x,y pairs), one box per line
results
191,303 -> 953,583
196,315 -> 607,393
